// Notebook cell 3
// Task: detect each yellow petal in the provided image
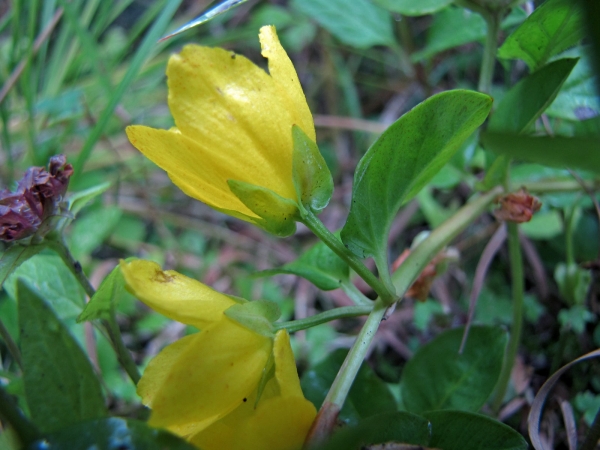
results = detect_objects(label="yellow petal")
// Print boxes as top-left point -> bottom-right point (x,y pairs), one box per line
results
273,329 -> 304,398
145,318 -> 272,435
126,126 -> 258,218
259,25 -> 315,142
237,396 -> 316,450
120,259 -> 234,329
165,43 -> 299,201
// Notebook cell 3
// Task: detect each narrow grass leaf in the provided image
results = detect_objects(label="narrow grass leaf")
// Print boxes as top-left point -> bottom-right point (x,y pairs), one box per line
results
482,132 -> 600,174
73,0 -> 183,178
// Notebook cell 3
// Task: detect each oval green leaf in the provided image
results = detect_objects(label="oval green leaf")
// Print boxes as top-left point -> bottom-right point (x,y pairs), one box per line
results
341,90 -> 492,260
498,0 -> 583,71
401,325 -> 507,413
425,410 -> 528,450
254,239 -> 349,291
317,411 -> 431,450
27,417 -> 197,450
373,0 -> 452,16
290,0 -> 395,48
18,280 -> 106,432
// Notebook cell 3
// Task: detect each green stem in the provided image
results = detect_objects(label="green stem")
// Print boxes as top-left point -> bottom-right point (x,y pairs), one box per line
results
392,187 -> 503,294
103,317 -> 141,385
274,305 -> 372,333
478,12 -> 501,94
47,236 -> 141,385
0,383 -> 42,446
300,210 -> 396,304
322,299 -> 387,408
521,179 -> 600,194
0,318 -> 22,370
341,281 -> 373,306
492,222 -> 524,411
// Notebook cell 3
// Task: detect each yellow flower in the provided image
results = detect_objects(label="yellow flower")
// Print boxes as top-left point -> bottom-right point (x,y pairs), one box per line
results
126,26 -> 317,236
121,259 -> 316,449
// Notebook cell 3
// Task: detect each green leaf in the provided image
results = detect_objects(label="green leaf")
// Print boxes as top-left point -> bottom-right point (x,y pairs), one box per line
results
498,0 -> 583,71
482,132 -> 600,173
411,7 -> 526,61
374,0 -> 451,15
401,326 -> 507,413
0,245 -> 45,288
67,205 -> 122,260
67,181 -> 111,217
5,254 -> 85,319
558,305 -> 595,334
425,410 -> 528,450
28,417 -> 197,450
224,300 -> 281,337
290,0 -> 395,48
301,349 -> 397,426
546,49 -> 600,121
292,125 -> 334,215
555,262 -> 592,306
254,239 -> 349,291
78,264 -> 125,322
316,411 -> 431,450
520,210 -> 564,240
227,180 -> 299,237
18,280 -> 106,432
489,58 -> 578,133
341,90 -> 492,260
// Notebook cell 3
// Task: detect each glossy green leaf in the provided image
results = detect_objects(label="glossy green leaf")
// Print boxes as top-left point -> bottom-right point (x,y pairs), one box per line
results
546,50 -> 600,121
0,244 -> 44,288
301,349 -> 397,425
228,180 -> 299,237
341,90 -> 492,259
254,239 -> 349,291
498,0 -> 583,71
489,58 -> 578,133
67,205 -> 122,260
425,410 -> 528,450
78,264 -> 125,322
401,326 -> 507,413
18,280 -> 106,432
5,254 -> 84,319
67,181 -> 111,217
290,0 -> 394,48
27,417 -> 197,450
224,300 -> 280,337
373,0 -> 451,16
482,132 -> 600,173
292,125 -> 334,215
411,7 -> 526,61
316,411 -> 431,450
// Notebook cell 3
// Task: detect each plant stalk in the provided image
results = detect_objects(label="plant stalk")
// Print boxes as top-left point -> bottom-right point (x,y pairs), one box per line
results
301,210 -> 395,304
492,222 -> 524,411
478,12 -> 501,94
0,383 -> 42,446
580,404 -> 600,450
392,187 -> 503,294
275,305 -> 372,333
48,236 -> 141,384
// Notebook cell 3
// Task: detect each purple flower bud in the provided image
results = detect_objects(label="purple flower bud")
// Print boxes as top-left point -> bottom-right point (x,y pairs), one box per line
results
0,155 -> 74,242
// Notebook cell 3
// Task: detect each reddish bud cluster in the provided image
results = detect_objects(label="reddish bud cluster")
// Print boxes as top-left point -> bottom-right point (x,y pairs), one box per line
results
493,188 -> 541,223
0,155 -> 73,242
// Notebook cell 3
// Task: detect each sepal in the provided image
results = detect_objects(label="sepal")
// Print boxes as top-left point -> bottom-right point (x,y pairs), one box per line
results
225,300 -> 281,337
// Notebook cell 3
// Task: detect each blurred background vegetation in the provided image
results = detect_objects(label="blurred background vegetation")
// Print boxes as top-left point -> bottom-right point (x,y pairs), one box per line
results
0,0 -> 599,446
